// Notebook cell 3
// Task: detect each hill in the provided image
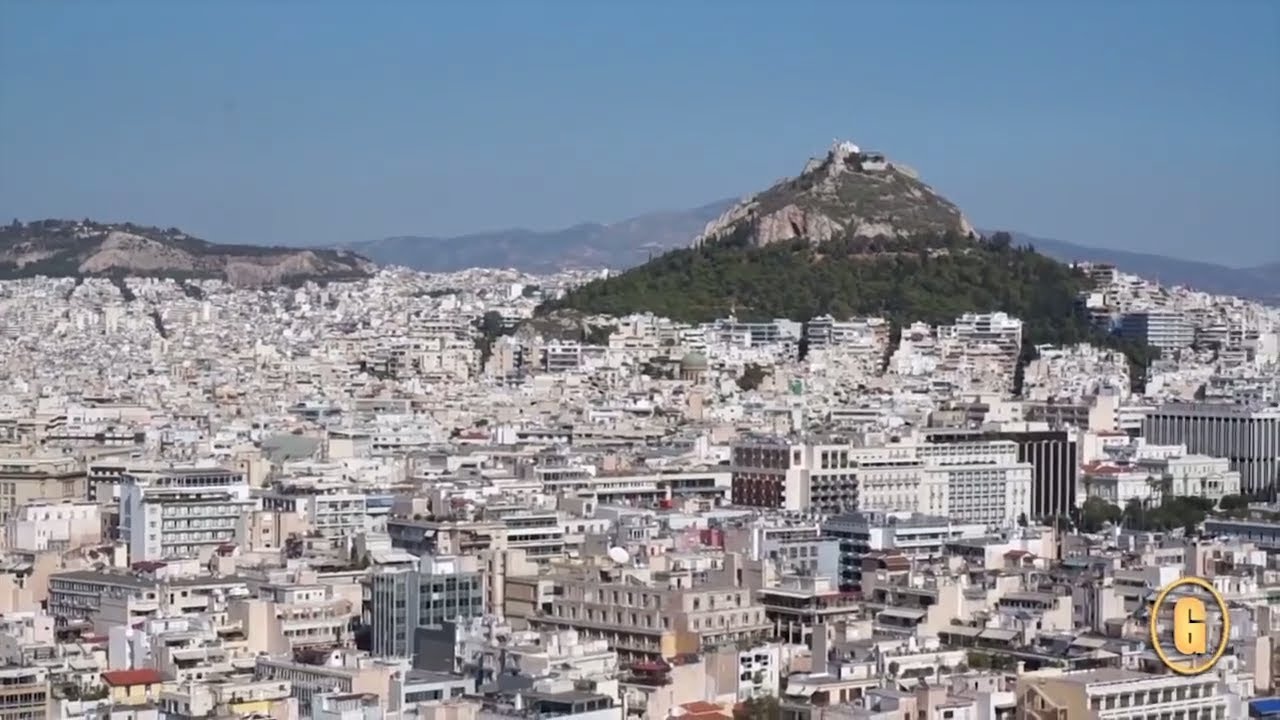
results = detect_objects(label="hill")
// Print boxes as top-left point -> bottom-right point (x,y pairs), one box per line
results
543,140 -> 1155,372
1006,231 -> 1279,304
694,141 -> 975,248
345,200 -> 734,273
0,219 -> 374,286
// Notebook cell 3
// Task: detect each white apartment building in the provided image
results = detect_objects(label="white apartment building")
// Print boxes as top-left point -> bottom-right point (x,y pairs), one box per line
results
260,488 -> 370,540
1118,310 -> 1195,352
917,439 -> 1033,525
731,437 -> 1032,525
119,467 -> 255,562
805,315 -> 888,350
941,312 -> 1024,355
538,342 -> 608,374
3,499 -> 101,552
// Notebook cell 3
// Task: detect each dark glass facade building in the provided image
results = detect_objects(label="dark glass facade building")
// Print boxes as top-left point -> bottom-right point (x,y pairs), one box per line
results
365,556 -> 485,659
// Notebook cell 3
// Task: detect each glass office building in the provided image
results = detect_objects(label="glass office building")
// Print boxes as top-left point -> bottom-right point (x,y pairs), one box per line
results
365,555 -> 485,659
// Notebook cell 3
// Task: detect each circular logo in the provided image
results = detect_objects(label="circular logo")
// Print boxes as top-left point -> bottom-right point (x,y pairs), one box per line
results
1148,576 -> 1230,676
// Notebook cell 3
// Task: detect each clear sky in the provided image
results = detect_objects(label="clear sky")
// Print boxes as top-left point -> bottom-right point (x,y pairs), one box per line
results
1,1 -> 1277,265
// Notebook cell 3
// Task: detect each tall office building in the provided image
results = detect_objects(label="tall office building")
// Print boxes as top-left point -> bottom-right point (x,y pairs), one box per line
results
365,555 -> 485,660
1144,402 -> 1280,495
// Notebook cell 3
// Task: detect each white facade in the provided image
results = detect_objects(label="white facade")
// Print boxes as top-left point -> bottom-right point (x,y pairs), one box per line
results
1083,465 -> 1160,507
736,643 -> 781,701
1139,454 -> 1242,500
119,467 -> 255,562
918,440 -> 1033,525
731,438 -> 1033,525
4,500 -> 101,552
262,491 -> 371,540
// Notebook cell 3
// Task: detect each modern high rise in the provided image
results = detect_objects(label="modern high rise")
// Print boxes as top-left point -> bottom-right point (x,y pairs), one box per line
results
1144,402 -> 1280,494
364,555 -> 485,660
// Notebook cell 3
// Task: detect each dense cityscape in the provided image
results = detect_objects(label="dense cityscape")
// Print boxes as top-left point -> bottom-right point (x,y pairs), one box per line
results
0,256 -> 1277,719
3,2 -> 1277,718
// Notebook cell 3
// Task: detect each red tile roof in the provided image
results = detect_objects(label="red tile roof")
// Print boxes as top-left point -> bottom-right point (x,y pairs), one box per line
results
683,702 -> 732,720
102,668 -> 165,686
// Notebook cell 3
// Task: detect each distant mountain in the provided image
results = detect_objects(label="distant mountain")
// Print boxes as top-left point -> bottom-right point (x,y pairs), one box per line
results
1005,231 -> 1279,303
344,200 -> 735,273
0,219 -> 373,286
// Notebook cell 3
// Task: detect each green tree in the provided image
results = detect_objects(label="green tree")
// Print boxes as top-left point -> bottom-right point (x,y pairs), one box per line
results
540,226 -> 1158,380
1078,497 -> 1122,533
583,324 -> 616,345
738,363 -> 770,391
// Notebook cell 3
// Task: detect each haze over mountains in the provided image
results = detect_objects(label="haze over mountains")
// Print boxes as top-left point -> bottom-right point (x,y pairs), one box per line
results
349,188 -> 1277,304
343,200 -> 734,274
998,232 -> 1279,304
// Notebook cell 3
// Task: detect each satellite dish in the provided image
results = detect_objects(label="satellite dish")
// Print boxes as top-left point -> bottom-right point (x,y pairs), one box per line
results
607,547 -> 630,564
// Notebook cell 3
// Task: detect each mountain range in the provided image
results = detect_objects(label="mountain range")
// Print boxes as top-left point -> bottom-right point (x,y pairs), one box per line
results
998,232 -> 1278,304
342,200 -> 734,274
0,219 -> 373,286
349,202 -> 1275,305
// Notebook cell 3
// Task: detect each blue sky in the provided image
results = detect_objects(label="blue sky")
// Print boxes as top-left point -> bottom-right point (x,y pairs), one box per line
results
1,1 -> 1277,265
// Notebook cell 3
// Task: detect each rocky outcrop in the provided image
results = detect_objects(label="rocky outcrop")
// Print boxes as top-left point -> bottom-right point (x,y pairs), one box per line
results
0,220 -> 373,285
694,140 -> 976,248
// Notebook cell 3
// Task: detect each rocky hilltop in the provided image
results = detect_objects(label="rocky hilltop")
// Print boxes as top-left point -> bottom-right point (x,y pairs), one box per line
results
694,140 -> 976,248
0,220 -> 374,286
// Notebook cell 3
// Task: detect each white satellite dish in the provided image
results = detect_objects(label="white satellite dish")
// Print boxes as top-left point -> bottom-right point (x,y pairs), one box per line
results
607,546 -> 630,564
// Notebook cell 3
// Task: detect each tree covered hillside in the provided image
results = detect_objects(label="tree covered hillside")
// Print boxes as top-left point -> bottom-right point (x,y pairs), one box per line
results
543,228 -> 1158,381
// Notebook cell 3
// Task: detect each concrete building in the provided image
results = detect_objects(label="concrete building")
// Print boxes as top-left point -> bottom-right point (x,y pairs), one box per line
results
0,455 -> 88,525
0,665 -> 50,718
364,555 -> 485,660
731,437 -> 1033,525
3,499 -> 101,552
1017,667 -> 1240,719
1117,310 -> 1195,352
119,466 -> 255,561
1144,403 -> 1280,494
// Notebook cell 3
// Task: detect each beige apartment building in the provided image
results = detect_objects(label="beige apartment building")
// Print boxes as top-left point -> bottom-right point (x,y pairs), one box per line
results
0,455 -> 87,525
0,665 -> 50,719
520,553 -> 772,662
1016,668 -> 1237,719
159,677 -> 298,720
